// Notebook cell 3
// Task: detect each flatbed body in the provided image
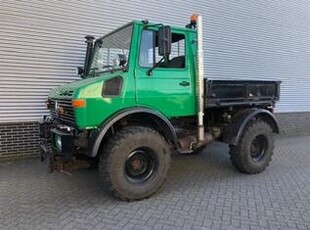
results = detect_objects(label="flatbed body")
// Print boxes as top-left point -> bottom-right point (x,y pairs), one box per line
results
204,80 -> 281,108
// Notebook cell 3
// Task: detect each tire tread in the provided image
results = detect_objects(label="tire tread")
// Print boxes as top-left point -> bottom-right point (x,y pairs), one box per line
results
98,126 -> 170,201
229,120 -> 274,174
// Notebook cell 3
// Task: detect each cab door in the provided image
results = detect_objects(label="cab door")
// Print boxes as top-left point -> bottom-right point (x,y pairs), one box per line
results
135,28 -> 196,118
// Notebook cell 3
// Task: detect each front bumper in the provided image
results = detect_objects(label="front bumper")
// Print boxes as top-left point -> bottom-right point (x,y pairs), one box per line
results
39,117 -> 75,172
39,116 -> 93,172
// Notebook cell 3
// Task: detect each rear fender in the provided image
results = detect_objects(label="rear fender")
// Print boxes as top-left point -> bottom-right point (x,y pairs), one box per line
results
223,108 -> 279,145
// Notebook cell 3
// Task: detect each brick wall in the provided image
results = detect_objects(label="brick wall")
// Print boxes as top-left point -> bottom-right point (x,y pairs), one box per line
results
0,122 -> 40,159
276,112 -> 310,135
0,112 -> 309,159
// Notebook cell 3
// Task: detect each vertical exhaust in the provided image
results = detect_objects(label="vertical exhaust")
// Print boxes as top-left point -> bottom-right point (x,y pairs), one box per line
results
196,15 -> 205,143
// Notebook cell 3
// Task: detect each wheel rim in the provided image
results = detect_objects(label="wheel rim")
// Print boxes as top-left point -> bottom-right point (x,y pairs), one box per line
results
125,148 -> 158,183
250,135 -> 268,162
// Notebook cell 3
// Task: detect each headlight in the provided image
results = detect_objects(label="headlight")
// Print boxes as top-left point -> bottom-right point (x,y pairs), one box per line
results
51,129 -> 74,153
55,135 -> 62,151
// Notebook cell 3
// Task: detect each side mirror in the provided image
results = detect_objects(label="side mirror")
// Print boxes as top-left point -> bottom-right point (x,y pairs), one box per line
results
113,54 -> 127,67
118,54 -> 127,66
113,54 -> 127,68
77,66 -> 84,77
158,26 -> 171,56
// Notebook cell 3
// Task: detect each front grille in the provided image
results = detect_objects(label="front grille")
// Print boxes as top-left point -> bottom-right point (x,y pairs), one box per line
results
59,90 -> 74,97
49,99 -> 75,125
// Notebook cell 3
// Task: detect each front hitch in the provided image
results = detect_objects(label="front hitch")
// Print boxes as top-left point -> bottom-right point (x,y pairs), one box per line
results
40,140 -> 55,173
40,139 -> 91,173
39,118 -> 92,173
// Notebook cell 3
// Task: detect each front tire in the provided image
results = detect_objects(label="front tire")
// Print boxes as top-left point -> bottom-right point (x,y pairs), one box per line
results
229,120 -> 275,174
99,126 -> 171,201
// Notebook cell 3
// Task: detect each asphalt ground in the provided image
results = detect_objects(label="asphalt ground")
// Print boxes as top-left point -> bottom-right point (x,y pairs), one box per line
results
1,135 -> 310,230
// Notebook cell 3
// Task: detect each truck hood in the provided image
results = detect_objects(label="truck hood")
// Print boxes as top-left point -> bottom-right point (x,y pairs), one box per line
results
48,71 -> 122,99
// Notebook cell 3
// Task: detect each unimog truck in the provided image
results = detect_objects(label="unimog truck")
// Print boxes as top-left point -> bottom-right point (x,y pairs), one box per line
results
40,15 -> 281,201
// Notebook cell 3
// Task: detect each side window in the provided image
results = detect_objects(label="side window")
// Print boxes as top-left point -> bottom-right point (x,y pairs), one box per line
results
169,34 -> 185,63
139,30 -> 154,67
139,30 -> 186,69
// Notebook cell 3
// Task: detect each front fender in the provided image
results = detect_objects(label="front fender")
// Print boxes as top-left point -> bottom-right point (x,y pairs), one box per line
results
223,108 -> 279,145
87,107 -> 178,157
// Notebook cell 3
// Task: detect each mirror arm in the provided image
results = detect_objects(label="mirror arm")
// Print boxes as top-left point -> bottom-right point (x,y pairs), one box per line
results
147,56 -> 165,76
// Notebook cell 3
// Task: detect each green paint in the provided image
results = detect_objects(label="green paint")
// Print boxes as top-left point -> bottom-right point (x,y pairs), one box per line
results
49,21 -> 198,129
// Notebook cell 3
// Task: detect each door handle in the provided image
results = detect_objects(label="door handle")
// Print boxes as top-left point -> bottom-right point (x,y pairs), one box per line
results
179,81 -> 190,86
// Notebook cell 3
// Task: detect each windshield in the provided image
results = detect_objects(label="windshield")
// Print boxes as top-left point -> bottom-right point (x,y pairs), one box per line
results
89,24 -> 133,75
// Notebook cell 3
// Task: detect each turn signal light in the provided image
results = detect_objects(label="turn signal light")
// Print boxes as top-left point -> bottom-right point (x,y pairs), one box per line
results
72,99 -> 86,108
190,14 -> 198,23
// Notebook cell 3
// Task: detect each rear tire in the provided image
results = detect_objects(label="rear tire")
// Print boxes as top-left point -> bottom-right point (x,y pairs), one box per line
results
229,120 -> 275,174
99,126 -> 171,201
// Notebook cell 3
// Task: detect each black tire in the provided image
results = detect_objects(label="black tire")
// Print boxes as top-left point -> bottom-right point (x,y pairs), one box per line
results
229,120 -> 275,174
99,126 -> 171,201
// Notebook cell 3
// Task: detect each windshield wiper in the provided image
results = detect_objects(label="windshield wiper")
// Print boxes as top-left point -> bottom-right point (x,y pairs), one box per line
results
89,67 -> 98,72
96,66 -> 126,76
95,65 -> 116,75
88,65 -> 124,77
86,67 -> 98,77
87,66 -> 114,77
102,65 -> 114,70
147,56 -> 165,76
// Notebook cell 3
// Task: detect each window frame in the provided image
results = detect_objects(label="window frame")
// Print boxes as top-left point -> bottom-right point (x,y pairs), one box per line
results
138,28 -> 188,71
88,23 -> 134,77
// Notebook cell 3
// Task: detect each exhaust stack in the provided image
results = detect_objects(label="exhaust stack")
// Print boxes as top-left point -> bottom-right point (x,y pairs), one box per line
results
196,15 -> 205,144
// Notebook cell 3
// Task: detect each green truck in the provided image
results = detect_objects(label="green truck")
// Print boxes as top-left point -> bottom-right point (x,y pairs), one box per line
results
40,15 -> 281,201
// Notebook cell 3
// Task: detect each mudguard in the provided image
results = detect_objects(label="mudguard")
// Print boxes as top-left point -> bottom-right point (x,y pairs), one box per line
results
88,107 -> 178,157
223,108 -> 279,146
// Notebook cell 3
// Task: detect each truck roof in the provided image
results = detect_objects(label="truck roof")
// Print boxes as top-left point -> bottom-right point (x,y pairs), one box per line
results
97,20 -> 196,41
133,20 -> 197,32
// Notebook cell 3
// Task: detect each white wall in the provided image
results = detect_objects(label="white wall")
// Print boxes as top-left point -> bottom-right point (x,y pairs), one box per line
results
0,0 -> 309,122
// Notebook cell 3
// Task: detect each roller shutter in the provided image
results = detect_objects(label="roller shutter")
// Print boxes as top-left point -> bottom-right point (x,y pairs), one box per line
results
0,0 -> 309,122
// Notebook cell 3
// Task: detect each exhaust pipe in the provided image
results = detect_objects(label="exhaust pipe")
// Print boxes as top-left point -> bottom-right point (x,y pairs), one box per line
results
196,15 -> 205,144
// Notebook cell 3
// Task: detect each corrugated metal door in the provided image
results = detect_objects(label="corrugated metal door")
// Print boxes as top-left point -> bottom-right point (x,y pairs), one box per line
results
0,0 -> 309,122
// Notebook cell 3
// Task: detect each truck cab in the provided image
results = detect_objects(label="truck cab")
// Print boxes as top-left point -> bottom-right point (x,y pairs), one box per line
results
41,16 -> 280,201
48,21 -> 198,130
